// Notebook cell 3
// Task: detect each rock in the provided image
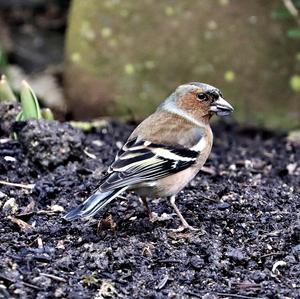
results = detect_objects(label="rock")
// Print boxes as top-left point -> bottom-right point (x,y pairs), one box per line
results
0,191 -> 7,199
64,0 -> 299,128
292,244 -> 300,255
227,247 -> 247,262
32,276 -> 52,289
190,255 -> 205,269
216,202 -> 231,210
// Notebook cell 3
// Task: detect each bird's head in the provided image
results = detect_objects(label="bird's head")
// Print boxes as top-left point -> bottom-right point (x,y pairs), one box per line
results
164,82 -> 234,121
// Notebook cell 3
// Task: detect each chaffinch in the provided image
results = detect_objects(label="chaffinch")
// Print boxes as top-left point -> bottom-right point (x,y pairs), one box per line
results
64,82 -> 234,230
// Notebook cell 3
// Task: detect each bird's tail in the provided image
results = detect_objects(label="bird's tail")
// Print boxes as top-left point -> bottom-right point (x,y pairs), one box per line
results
63,186 -> 128,221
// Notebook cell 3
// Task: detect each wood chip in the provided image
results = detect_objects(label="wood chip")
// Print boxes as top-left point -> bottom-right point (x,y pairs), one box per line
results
18,200 -> 35,216
8,216 -> 32,231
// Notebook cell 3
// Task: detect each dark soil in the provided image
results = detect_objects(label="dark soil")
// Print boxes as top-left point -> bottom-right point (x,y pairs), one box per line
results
0,102 -> 299,299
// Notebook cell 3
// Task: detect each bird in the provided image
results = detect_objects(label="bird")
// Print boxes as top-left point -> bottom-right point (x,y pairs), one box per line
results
64,82 -> 234,230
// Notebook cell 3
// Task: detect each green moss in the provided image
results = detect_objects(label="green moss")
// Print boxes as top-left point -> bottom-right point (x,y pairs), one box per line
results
64,0 -> 300,129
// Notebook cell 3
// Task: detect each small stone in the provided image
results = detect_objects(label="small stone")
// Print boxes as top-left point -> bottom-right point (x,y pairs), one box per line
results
287,163 -> 297,175
244,160 -> 253,169
32,276 -> 52,288
216,202 -> 231,210
2,198 -> 18,214
227,247 -> 247,262
190,255 -> 204,269
4,156 -> 16,162
54,288 -> 64,298
292,244 -> 300,255
251,270 -> 266,283
0,191 -> 7,199
50,205 -> 65,212
229,164 -> 236,171
92,140 -> 104,147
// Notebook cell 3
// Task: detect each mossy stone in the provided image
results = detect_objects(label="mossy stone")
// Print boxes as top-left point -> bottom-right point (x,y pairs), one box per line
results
64,0 -> 300,129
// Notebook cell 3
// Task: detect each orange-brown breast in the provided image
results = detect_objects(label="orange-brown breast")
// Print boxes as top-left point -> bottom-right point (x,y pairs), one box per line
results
130,110 -> 206,147
130,110 -> 213,197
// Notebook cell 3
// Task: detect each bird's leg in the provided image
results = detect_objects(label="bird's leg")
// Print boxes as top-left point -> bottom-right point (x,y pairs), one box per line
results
169,195 -> 198,231
140,197 -> 156,222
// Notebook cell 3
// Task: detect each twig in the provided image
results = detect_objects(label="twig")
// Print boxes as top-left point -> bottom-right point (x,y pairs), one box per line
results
22,282 -> 41,290
260,252 -> 285,258
40,273 -> 66,283
0,180 -> 35,189
198,193 -> 218,202
8,216 -> 32,231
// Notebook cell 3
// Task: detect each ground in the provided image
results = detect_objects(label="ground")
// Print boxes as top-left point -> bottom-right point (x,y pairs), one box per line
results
0,102 -> 299,299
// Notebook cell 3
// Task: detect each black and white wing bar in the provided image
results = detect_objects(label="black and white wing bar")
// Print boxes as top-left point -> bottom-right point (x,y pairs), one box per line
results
99,138 -> 201,191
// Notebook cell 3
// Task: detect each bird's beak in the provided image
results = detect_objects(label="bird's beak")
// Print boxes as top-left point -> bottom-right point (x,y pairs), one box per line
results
210,97 -> 234,116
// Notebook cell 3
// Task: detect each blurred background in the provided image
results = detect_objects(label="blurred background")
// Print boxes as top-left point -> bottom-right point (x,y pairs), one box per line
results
0,0 -> 299,129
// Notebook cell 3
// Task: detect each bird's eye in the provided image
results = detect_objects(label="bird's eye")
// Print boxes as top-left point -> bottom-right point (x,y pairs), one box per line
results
197,93 -> 208,101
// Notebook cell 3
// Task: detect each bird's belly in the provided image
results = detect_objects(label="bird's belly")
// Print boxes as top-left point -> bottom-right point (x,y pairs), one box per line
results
155,166 -> 199,196
132,166 -> 199,198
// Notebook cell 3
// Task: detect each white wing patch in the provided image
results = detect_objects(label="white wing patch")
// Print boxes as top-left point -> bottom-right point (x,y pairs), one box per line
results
190,137 -> 207,152
99,138 -> 203,191
151,147 -> 196,162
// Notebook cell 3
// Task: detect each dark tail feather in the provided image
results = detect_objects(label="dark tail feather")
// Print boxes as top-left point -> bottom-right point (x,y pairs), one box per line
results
63,187 -> 127,221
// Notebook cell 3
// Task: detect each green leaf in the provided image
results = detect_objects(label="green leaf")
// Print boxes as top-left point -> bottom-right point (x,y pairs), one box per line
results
0,75 -> 17,102
15,111 -> 24,121
0,45 -> 8,69
287,27 -> 300,39
41,108 -> 54,120
20,80 -> 42,119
